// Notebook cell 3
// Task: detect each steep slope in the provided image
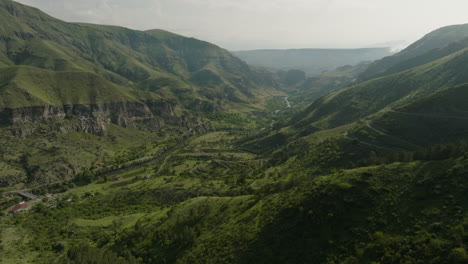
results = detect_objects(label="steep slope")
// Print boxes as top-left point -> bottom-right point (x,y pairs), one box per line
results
359,23 -> 468,80
400,82 -> 468,113
0,0 -> 267,112
289,62 -> 371,106
0,0 -> 287,186
370,83 -> 468,147
3,14 -> 468,264
0,66 -> 155,109
287,47 -> 468,131
372,37 -> 468,79
241,25 -> 468,155
4,134 -> 468,264
232,48 -> 392,76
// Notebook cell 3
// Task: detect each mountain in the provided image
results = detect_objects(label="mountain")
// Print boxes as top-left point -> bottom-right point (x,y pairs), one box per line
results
231,48 -> 393,76
359,23 -> 468,80
286,62 -> 372,108
0,0 -> 275,115
290,48 -> 468,130
369,82 -> 468,147
3,2 -> 468,264
242,24 -> 468,155
0,0 -> 286,186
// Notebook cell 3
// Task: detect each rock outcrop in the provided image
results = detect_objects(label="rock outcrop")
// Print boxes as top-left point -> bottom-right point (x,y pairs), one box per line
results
0,100 -> 209,137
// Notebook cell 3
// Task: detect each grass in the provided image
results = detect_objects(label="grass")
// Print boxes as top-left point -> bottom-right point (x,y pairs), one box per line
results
302,122 -> 355,144
0,66 -> 160,108
0,123 -> 182,189
190,132 -> 234,145
282,47 -> 468,133
0,227 -> 37,264
3,2 -> 468,263
1,125 -> 468,264
0,0 -> 276,113
71,213 -> 146,227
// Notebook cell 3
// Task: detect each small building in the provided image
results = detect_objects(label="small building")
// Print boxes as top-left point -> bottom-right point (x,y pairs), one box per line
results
95,162 -> 105,168
11,203 -> 28,213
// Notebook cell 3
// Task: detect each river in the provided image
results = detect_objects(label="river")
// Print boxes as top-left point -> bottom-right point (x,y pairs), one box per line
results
284,96 -> 291,108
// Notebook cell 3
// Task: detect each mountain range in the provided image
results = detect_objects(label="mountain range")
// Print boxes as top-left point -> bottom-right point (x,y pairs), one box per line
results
245,22 -> 468,154
232,48 -> 393,76
0,0 -> 282,115
2,1 -> 468,264
0,0 -> 291,187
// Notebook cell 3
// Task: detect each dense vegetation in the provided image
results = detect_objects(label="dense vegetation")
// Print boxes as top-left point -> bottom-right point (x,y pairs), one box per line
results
358,23 -> 468,81
2,1 -> 468,264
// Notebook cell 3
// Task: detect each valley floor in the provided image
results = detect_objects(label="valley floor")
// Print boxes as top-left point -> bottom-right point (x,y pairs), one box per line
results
1,124 -> 468,263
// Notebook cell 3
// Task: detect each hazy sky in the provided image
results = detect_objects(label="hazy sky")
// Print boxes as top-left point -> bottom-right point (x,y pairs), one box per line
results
14,0 -> 468,50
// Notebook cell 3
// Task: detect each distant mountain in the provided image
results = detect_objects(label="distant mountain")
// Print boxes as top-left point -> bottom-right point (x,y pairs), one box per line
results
359,23 -> 468,80
291,62 -> 371,106
231,48 -> 393,76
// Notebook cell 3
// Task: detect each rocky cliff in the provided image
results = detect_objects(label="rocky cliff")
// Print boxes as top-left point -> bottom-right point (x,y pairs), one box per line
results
0,100 -> 210,137
0,99 -> 211,187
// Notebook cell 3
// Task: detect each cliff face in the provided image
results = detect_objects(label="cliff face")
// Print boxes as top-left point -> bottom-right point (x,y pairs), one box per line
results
0,100 -> 209,137
0,100 -> 211,187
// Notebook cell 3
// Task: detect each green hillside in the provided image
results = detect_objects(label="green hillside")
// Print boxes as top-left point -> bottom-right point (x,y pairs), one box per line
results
2,1 -> 468,264
0,0 -> 287,187
400,82 -> 468,113
359,23 -> 468,80
240,24 -> 468,158
0,66 -> 158,108
284,47 -> 468,131
374,37 -> 468,79
2,129 -> 468,264
369,83 -> 468,147
0,0 -> 274,111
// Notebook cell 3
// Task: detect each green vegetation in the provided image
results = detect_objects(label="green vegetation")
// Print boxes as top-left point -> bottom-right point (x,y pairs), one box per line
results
0,0 -> 283,113
2,132 -> 468,263
0,66 -> 158,108
0,0 -> 288,187
359,23 -> 468,81
3,1 -> 468,264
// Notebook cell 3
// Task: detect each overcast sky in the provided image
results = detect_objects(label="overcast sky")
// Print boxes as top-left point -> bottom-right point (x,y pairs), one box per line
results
14,0 -> 468,51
